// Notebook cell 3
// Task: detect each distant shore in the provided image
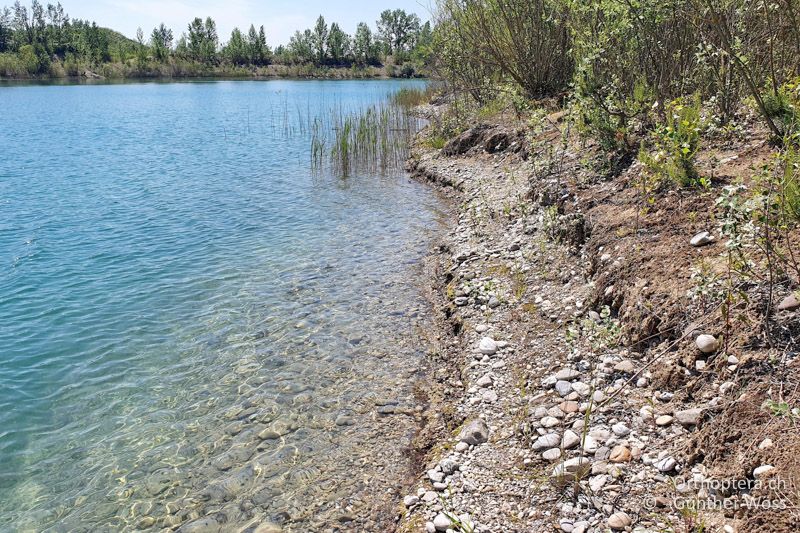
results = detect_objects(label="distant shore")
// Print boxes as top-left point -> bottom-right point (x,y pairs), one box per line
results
0,63 -> 427,83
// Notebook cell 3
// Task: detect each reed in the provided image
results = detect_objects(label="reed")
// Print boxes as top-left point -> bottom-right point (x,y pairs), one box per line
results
311,98 -> 423,178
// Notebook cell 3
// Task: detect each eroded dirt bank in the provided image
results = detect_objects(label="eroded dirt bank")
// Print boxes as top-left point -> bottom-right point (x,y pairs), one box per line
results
394,107 -> 800,533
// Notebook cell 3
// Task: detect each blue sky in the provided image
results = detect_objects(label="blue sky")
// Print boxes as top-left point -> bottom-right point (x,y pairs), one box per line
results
59,0 -> 434,45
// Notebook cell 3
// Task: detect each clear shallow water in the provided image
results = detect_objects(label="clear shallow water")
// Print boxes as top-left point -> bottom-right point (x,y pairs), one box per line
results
0,80 -> 445,531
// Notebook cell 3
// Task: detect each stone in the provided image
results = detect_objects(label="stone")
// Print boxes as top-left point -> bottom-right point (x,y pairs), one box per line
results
655,415 -> 674,426
252,524 -> 282,533
334,414 -> 354,426
533,433 -> 561,451
562,430 -> 581,449
753,465 -> 775,479
433,513 -> 452,531
425,522 -> 436,533
459,418 -> 490,445
454,297 -> 468,306
690,231 -> 715,247
696,334 -> 719,354
612,423 -> 631,437
488,296 -> 501,308
440,458 -> 459,475
655,456 -> 677,473
609,445 -> 631,463
559,401 -> 579,413
758,438 -> 774,450
572,382 -> 590,397
455,441 -> 469,452
608,512 -> 632,530
543,448 -> 562,461
555,380 -> 573,396
403,495 -> 419,507
555,368 -> 581,380
476,374 -> 493,387
778,293 -> 800,311
541,416 -> 560,428
475,324 -> 489,333
428,469 -> 444,483
551,457 -> 591,480
589,474 -> 608,492
675,408 -> 703,427
614,360 -> 635,373
479,337 -> 498,355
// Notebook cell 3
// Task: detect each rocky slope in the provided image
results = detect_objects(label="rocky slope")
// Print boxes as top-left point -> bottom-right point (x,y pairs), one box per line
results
395,109 -> 800,533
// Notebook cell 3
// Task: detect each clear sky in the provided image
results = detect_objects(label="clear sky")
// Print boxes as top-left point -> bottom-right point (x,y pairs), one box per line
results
57,0 -> 434,46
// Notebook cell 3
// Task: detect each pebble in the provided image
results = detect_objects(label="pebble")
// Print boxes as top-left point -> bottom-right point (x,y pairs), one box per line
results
655,415 -> 674,426
541,416 -> 560,428
778,293 -> 800,311
555,380 -> 573,396
609,445 -> 631,463
533,433 -> 562,451
475,324 -> 489,333
543,448 -> 562,461
479,337 -> 498,355
612,423 -> 631,436
690,231 -> 715,247
433,513 -> 452,531
696,334 -> 719,354
562,430 -> 581,449
607,511 -> 632,530
675,408 -> 703,427
753,464 -> 775,479
403,495 -> 419,507
614,360 -> 635,373
655,456 -> 677,472
459,418 -> 490,445
555,368 -> 581,380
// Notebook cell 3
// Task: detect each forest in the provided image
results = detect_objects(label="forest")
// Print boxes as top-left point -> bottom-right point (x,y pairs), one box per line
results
0,1 -> 432,78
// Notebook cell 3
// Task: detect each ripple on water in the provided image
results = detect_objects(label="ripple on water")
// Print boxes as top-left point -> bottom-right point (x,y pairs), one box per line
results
0,79 -> 446,531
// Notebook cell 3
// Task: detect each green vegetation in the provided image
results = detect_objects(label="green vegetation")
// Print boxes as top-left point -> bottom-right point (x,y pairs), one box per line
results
0,1 -> 432,79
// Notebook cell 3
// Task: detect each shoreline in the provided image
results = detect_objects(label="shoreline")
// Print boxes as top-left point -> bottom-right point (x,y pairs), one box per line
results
395,103 -> 799,532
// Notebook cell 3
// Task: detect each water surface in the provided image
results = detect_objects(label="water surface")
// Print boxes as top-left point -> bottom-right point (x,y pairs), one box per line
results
0,79 -> 445,531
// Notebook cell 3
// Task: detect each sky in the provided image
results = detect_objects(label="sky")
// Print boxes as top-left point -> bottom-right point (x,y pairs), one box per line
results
57,0 -> 434,46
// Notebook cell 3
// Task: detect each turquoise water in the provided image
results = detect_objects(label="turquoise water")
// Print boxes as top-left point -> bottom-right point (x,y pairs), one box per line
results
0,80 -> 445,531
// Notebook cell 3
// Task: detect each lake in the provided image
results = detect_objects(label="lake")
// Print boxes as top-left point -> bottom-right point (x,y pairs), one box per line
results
0,79 -> 446,531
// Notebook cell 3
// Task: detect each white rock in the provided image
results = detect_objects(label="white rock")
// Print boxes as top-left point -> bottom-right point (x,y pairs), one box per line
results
555,380 -> 573,396
562,430 -> 581,449
479,337 -> 498,355
655,415 -> 674,426
608,511 -> 632,530
533,433 -> 561,451
655,456 -> 677,472
696,334 -> 719,354
543,448 -> 562,461
433,513 -> 451,532
403,495 -> 419,507
690,231 -> 715,247
541,416 -> 560,428
753,465 -> 775,479
612,423 -> 631,437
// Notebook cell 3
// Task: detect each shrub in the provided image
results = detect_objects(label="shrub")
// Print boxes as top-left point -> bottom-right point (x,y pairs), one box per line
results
639,94 -> 704,188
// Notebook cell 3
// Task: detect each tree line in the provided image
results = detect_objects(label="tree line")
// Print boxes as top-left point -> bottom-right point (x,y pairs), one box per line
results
0,1 -> 432,77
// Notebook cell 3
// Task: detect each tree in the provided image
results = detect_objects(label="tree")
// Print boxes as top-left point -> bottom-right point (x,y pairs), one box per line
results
150,23 -> 172,61
352,22 -> 376,65
187,16 -> 217,63
288,28 -> 313,63
326,22 -> 349,64
312,15 -> 327,63
247,24 -> 270,65
0,7 -> 11,52
135,26 -> 147,66
223,27 -> 247,64
376,9 -> 420,55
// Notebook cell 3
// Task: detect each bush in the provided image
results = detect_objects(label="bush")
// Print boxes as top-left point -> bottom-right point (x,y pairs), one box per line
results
436,0 -> 572,99
639,94 -> 704,188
